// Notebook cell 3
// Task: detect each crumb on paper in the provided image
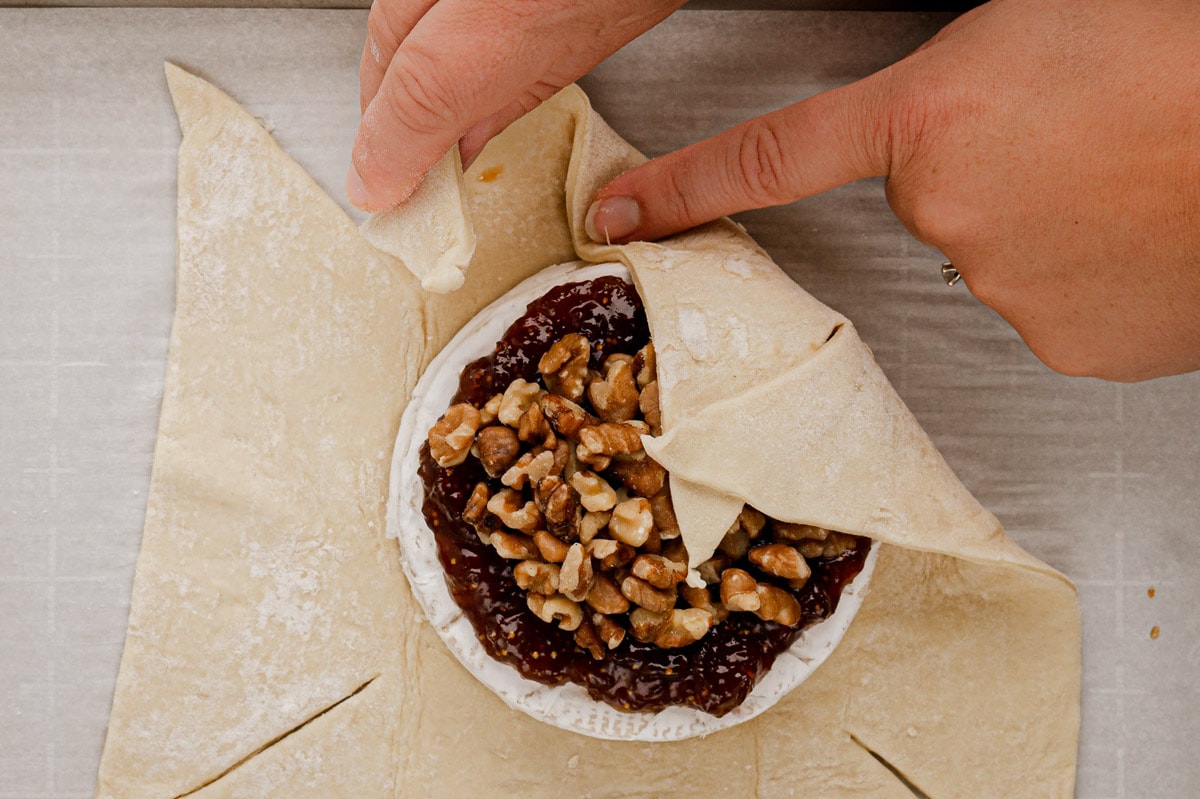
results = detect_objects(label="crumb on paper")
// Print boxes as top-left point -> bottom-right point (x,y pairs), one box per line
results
1150,626 -> 1160,640
1148,586 -> 1156,598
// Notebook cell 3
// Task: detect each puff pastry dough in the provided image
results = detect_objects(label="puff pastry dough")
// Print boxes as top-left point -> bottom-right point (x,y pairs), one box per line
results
95,65 -> 1080,799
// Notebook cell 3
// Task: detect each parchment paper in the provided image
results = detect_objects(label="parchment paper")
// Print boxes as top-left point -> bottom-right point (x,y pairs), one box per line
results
1,9 -> 1197,798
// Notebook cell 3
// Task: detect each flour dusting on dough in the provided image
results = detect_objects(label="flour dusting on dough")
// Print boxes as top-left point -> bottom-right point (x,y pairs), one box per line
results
654,345 -> 686,395
99,67 -> 1081,798
728,315 -> 750,359
677,307 -> 710,361
723,258 -> 755,279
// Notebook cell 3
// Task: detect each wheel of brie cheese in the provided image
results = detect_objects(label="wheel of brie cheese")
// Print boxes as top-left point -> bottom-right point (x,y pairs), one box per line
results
387,261 -> 877,742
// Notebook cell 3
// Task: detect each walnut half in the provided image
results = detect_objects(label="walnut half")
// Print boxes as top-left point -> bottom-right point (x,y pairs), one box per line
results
428,403 -> 482,467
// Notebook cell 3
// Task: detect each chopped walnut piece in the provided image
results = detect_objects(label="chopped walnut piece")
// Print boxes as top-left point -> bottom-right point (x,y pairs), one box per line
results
587,357 -> 640,422
534,476 -> 580,540
527,594 -> 583,631
462,483 -> 496,545
641,525 -> 662,555
497,379 -> 540,427
632,342 -> 656,389
533,529 -> 570,563
578,510 -> 611,545
609,498 -> 653,547
720,568 -> 762,612
608,456 -> 666,498
475,425 -> 521,477
584,573 -> 630,615
538,333 -> 591,401
718,522 -> 751,560
679,583 -> 711,609
589,538 -> 636,570
639,380 -> 662,436
773,521 -> 830,542
592,613 -> 626,650
737,506 -> 767,539
501,450 -> 556,490
462,482 -> 490,526
654,608 -> 714,648
479,393 -> 503,425
569,470 -> 618,512
576,452 -> 609,472
491,531 -> 541,560
583,367 -> 602,391
573,618 -> 605,660
540,394 -> 595,439
680,584 -> 729,623
548,439 -> 572,476
428,403 -> 482,467
697,554 -> 731,586
796,531 -> 859,559
517,401 -> 556,449
660,537 -> 689,567
794,539 -> 827,558
559,543 -> 595,602
629,608 -> 668,643
486,488 -> 542,532
649,491 -> 680,540
471,514 -> 502,546
514,560 -> 560,595
577,422 -> 646,468
749,544 -> 811,583
631,554 -> 688,590
753,584 -> 802,626
620,575 -> 677,613
531,474 -> 562,511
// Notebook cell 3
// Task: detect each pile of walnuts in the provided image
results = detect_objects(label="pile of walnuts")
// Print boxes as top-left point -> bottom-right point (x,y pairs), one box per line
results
427,334 -> 858,660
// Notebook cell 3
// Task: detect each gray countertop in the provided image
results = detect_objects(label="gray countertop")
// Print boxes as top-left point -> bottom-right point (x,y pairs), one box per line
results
1,8 -> 1197,798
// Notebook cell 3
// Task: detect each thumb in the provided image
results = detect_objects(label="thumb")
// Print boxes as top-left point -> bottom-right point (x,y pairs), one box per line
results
585,73 -> 895,244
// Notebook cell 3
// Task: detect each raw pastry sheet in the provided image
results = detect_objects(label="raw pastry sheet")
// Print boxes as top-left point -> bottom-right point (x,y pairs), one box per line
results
0,8 -> 1197,798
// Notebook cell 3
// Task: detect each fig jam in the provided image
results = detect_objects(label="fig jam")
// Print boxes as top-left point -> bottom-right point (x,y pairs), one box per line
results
419,276 -> 868,716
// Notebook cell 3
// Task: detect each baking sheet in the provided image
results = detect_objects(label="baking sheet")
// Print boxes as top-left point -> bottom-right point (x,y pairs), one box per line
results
0,8 -> 1197,798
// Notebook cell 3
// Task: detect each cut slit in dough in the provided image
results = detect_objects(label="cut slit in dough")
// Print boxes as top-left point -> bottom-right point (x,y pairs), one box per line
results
95,64 -> 1081,798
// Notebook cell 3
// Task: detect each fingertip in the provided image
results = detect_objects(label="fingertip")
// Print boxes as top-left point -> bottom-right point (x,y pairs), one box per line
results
585,195 -> 641,243
345,164 -> 371,211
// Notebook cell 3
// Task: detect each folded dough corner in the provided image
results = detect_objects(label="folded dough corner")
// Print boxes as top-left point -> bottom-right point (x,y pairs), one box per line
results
95,64 -> 1080,798
359,143 -> 477,294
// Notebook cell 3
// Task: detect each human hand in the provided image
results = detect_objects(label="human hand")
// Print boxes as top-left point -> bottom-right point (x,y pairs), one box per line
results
586,0 -> 1200,381
349,0 -> 684,212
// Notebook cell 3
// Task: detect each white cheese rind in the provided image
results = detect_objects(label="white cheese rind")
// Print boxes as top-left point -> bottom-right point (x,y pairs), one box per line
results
386,261 -> 877,742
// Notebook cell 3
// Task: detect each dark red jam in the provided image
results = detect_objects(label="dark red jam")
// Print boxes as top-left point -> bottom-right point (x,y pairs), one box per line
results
418,276 -> 869,716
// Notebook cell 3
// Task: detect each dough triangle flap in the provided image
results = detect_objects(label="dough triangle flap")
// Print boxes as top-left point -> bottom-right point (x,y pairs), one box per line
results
643,324 -> 1063,579
98,65 -> 416,798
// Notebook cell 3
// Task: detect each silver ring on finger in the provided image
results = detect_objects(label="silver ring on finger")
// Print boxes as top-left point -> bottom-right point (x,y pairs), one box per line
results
940,261 -> 962,287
